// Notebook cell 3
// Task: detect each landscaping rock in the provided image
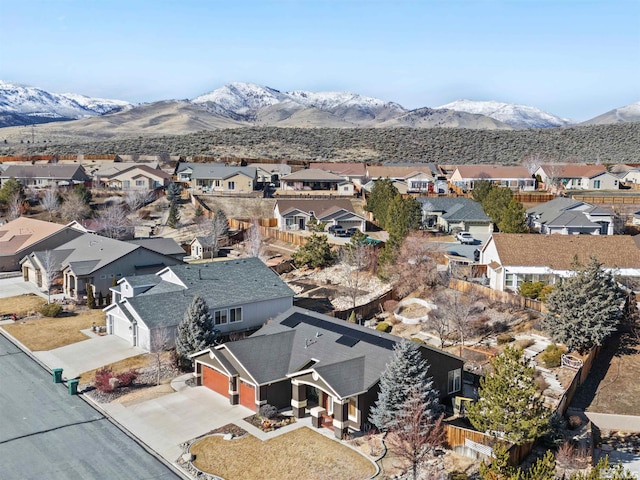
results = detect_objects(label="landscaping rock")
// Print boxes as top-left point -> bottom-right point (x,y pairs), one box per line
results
182,453 -> 194,462
223,433 -> 233,441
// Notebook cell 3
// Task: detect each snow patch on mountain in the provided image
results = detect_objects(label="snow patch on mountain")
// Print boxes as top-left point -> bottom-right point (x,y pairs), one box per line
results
437,99 -> 573,129
0,81 -> 132,122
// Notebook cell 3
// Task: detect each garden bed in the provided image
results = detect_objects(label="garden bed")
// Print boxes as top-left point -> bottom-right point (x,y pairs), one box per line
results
243,413 -> 296,432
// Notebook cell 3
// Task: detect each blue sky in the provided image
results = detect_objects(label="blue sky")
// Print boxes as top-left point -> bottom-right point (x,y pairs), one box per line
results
1,0 -> 638,121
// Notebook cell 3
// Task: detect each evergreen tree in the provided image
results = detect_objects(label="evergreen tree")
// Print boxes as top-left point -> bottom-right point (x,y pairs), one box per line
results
544,257 -> 625,353
480,443 -> 556,480
166,201 -> 180,228
73,184 -> 92,205
498,198 -> 529,233
292,233 -> 335,269
212,208 -> 230,237
0,177 -> 25,205
86,285 -> 96,309
175,295 -> 217,368
471,179 -> 494,204
482,186 -> 513,227
166,181 -> 182,202
366,178 -> 399,230
380,195 -> 422,268
369,340 -> 440,431
569,456 -> 636,480
466,346 -> 550,445
98,291 -> 104,307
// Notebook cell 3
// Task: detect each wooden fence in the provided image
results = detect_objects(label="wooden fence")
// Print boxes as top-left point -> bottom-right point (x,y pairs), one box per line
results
444,422 -> 533,465
228,218 -> 309,247
332,290 -> 395,321
571,194 -> 640,205
555,346 -> 600,415
448,279 -> 548,313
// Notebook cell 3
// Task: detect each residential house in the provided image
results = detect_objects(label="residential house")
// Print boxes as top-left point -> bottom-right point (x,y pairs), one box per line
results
479,233 -> 640,292
91,161 -> 160,185
274,199 -> 367,232
361,178 -> 409,195
103,165 -> 172,191
279,169 -> 347,193
620,167 -> 640,186
449,165 -> 535,192
311,162 -> 368,186
417,197 -> 493,234
0,218 -> 84,272
250,163 -> 292,188
526,197 -> 614,235
21,233 -> 184,300
535,164 -> 619,191
367,164 -> 447,193
191,307 -> 464,438
189,236 -> 230,260
104,258 -> 295,352
0,164 -> 90,188
127,238 -> 186,262
175,163 -> 257,193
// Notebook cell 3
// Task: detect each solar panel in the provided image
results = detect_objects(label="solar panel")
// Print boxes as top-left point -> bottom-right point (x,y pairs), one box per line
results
335,335 -> 360,347
281,316 -> 301,328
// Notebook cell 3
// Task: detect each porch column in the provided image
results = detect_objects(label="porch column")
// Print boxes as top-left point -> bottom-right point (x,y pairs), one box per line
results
333,399 -> 349,439
291,380 -> 307,418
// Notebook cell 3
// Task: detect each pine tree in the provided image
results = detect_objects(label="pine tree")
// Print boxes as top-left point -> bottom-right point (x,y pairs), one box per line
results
471,179 -> 494,203
544,256 -> 625,353
292,233 -> 335,269
213,208 -> 230,237
482,186 -> 513,226
466,346 -> 550,445
166,200 -> 180,228
86,285 -> 96,309
366,178 -> 399,230
166,182 -> 182,202
498,198 -> 529,233
175,295 -> 217,369
479,444 -> 556,480
98,291 -> 104,307
369,340 -> 440,431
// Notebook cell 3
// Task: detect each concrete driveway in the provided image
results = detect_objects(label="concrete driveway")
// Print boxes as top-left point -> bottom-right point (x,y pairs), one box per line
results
101,387 -> 253,461
33,335 -> 145,380
0,275 -> 45,299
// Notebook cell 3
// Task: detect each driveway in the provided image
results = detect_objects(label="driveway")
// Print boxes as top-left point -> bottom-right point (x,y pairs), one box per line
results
33,335 -> 145,380
101,387 -> 253,461
0,275 -> 45,299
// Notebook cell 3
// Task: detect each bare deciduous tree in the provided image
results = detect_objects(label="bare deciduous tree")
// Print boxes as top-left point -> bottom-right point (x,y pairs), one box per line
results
521,152 -> 547,176
391,233 -> 444,298
425,305 -> 451,349
150,327 -> 173,386
40,249 -> 59,304
41,184 -> 60,220
95,204 -> 133,239
435,288 -> 480,349
60,191 -> 90,222
125,190 -> 153,213
338,236 -> 374,308
7,192 -> 23,220
246,218 -> 264,259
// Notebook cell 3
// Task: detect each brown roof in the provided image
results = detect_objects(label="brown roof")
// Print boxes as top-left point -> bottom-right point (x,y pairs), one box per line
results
281,168 -> 344,182
276,199 -> 355,218
539,164 -> 607,178
0,217 -> 67,255
367,165 -> 435,179
310,162 -> 367,176
107,164 -> 172,180
491,233 -> 640,270
454,165 -> 531,179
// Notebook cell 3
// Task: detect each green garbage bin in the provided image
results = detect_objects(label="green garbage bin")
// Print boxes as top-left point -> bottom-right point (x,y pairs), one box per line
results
52,368 -> 63,384
68,378 -> 79,395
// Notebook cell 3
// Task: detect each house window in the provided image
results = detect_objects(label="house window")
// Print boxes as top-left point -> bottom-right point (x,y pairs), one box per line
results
123,180 -> 130,188
505,273 -> 514,288
215,180 -> 221,187
135,180 -> 145,187
229,307 -> 242,323
448,369 -> 462,394
594,180 -> 601,189
214,309 -> 228,325
348,397 -> 357,420
228,181 -> 235,190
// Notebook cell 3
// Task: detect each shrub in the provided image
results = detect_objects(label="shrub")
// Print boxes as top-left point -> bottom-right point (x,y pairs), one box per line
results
538,344 -> 566,368
492,320 -> 509,333
533,370 -> 549,392
116,369 -> 138,387
518,281 -> 546,299
40,303 -> 62,317
568,415 -> 583,430
497,333 -> 514,344
259,404 -> 278,419
410,337 -> 425,344
538,285 -> 554,302
516,338 -> 535,349
94,366 -> 115,393
375,322 -> 391,333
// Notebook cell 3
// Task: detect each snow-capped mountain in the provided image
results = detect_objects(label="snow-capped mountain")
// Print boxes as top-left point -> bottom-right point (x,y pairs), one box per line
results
581,101 -> 640,125
0,81 -> 131,126
436,99 -> 574,129
192,82 -> 406,123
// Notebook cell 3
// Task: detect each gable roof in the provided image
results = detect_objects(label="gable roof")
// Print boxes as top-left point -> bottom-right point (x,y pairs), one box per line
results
280,169 -> 344,182
453,165 -> 532,179
417,197 -> 491,223
539,164 -> 607,179
0,218 -> 68,256
526,197 -> 611,228
176,163 -> 256,180
1,164 -> 89,180
489,233 -> 640,270
367,165 -> 436,180
310,163 -> 367,177
276,198 -> 356,218
106,164 -> 172,180
115,258 -> 295,330
127,238 -> 185,257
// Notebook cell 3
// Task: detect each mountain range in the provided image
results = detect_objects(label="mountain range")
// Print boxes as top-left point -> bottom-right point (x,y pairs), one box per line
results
0,81 -> 638,136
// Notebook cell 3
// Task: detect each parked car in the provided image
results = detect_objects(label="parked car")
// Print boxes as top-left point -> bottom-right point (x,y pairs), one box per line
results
328,224 -> 346,236
346,227 -> 360,237
456,231 -> 475,244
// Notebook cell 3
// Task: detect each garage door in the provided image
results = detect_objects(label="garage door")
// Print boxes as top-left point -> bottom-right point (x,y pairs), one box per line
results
239,380 -> 256,410
467,224 -> 491,235
202,366 -> 228,397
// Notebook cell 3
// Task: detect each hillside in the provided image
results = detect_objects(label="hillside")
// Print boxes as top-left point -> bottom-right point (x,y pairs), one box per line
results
4,123 -> 638,165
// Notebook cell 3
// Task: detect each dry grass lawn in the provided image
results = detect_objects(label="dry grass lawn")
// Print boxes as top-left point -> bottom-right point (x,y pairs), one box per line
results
191,427 -> 376,480
79,353 -> 152,384
2,308 -> 105,351
0,294 -> 46,316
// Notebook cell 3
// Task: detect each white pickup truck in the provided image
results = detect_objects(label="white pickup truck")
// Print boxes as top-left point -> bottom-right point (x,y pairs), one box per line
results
456,231 -> 475,245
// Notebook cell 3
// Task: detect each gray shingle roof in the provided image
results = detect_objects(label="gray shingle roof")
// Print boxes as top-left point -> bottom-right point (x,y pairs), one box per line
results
281,168 -> 344,182
418,197 -> 490,223
1,164 -> 89,181
127,238 -> 185,256
176,163 -> 256,180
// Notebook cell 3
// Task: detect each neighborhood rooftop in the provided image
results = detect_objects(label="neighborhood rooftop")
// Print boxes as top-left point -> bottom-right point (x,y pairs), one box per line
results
0,217 -> 68,255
